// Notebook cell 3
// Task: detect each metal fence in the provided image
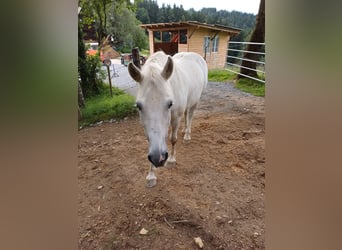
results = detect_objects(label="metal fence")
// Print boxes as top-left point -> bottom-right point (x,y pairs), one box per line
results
226,41 -> 265,83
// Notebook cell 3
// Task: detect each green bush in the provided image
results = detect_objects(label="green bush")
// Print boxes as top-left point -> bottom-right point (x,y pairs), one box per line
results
78,23 -> 104,98
79,54 -> 105,98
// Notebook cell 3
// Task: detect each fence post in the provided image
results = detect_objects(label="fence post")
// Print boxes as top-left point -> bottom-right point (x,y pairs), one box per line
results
132,47 -> 141,69
103,58 -> 113,97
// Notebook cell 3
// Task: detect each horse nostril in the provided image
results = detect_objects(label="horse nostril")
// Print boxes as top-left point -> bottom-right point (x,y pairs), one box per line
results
148,154 -> 152,163
148,152 -> 168,167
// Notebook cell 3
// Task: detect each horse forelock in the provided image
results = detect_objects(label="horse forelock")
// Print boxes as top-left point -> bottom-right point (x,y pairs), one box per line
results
142,61 -> 161,76
140,62 -> 167,87
137,62 -> 174,102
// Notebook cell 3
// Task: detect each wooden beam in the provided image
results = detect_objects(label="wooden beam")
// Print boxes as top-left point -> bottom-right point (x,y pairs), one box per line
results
211,31 -> 220,40
188,28 -> 198,39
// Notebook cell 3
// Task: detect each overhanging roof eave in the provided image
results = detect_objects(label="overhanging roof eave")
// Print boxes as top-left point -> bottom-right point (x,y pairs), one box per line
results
140,21 -> 241,34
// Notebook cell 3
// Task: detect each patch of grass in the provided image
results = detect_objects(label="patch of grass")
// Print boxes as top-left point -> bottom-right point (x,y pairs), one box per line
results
208,69 -> 236,82
140,49 -> 150,57
79,85 -> 137,127
235,78 -> 265,97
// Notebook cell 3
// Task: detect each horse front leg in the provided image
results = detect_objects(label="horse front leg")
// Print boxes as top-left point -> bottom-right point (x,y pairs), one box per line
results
166,116 -> 181,167
146,164 -> 157,187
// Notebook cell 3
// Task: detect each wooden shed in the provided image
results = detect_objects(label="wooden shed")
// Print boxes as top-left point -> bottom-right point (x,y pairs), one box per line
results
140,21 -> 241,69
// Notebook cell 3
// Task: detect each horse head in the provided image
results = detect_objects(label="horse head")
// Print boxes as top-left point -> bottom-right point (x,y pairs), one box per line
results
128,55 -> 174,167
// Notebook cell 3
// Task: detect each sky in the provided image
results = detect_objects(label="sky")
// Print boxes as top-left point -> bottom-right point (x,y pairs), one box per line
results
157,0 -> 260,14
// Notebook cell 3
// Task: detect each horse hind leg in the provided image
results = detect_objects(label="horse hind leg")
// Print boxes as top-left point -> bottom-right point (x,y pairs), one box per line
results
183,104 -> 197,143
182,109 -> 188,134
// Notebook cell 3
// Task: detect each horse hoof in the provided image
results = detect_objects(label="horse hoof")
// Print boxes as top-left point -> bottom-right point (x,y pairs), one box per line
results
183,138 -> 191,144
166,160 -> 176,168
146,178 -> 157,188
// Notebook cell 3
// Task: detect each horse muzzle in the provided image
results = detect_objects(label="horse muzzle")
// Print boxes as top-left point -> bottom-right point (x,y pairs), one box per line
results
148,151 -> 168,167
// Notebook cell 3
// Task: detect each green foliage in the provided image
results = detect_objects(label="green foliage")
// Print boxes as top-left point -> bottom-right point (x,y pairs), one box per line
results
136,1 -> 256,33
137,0 -> 161,23
108,7 -> 148,52
78,23 -> 104,98
79,0 -> 135,44
235,78 -> 265,97
80,86 -> 137,127
140,48 -> 150,57
208,69 -> 236,82
136,7 -> 150,23
79,0 -> 147,51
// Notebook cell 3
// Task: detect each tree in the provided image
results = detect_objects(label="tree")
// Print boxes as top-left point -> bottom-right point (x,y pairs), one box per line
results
239,0 -> 265,79
135,1 -> 256,37
80,0 -> 110,44
79,0 -> 135,45
137,0 -> 159,23
136,7 -> 150,24
107,6 -> 148,52
78,80 -> 85,120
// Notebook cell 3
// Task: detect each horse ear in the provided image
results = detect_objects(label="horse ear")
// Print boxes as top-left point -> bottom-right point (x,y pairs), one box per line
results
161,56 -> 173,80
128,62 -> 143,83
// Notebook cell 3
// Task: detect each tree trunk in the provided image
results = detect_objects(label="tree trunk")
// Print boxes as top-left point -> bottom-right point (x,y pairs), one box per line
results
78,80 -> 85,108
239,0 -> 265,79
78,105 -> 82,121
95,3 -> 104,45
103,0 -> 107,37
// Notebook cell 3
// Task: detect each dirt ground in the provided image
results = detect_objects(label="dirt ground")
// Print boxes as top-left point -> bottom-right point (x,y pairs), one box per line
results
78,82 -> 265,249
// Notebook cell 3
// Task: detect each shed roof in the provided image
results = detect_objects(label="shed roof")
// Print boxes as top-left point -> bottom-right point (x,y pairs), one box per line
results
140,21 -> 241,35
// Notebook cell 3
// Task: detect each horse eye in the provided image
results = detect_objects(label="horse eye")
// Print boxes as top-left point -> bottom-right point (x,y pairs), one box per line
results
168,101 -> 173,109
135,102 -> 142,111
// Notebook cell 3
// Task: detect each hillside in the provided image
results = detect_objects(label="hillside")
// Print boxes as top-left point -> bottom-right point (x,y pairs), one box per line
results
136,0 -> 256,41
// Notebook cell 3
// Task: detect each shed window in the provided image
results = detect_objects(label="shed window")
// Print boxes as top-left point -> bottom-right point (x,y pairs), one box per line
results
179,30 -> 187,44
162,31 -> 171,42
212,36 -> 219,52
153,31 -> 161,42
203,36 -> 210,54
